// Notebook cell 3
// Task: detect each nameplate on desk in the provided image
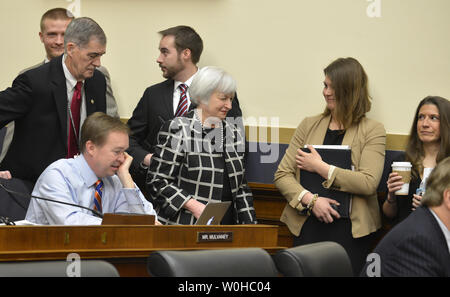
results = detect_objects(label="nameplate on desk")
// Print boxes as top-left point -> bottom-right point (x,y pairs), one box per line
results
197,231 -> 233,243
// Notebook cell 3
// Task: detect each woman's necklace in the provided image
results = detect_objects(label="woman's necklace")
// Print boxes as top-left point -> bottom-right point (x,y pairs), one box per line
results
194,109 -> 224,150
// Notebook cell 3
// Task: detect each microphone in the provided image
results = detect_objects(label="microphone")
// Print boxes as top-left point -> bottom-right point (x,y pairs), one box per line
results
0,182 -> 103,219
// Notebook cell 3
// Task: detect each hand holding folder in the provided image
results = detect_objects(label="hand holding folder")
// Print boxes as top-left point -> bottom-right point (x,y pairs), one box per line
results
298,145 -> 352,219
296,145 -> 330,176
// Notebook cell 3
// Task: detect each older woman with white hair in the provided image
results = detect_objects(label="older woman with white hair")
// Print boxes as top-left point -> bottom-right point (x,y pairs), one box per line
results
146,66 -> 257,225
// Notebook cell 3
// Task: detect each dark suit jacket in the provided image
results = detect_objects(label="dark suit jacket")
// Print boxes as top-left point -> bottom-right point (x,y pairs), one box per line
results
361,206 -> 450,276
127,78 -> 243,193
146,111 -> 256,225
0,55 -> 107,183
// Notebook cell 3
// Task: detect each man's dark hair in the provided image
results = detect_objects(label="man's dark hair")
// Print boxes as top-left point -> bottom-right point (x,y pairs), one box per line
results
405,96 -> 450,179
159,25 -> 203,64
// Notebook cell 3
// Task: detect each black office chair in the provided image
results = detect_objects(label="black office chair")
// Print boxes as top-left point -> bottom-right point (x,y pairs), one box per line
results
273,241 -> 353,277
0,260 -> 120,277
147,248 -> 279,277
0,177 -> 34,222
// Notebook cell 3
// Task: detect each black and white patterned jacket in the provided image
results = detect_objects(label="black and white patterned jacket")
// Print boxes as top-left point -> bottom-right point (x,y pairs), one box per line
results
146,110 -> 257,225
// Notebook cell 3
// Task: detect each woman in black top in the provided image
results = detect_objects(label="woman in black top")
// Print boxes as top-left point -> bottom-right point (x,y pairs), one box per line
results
383,96 -> 450,222
274,57 -> 386,275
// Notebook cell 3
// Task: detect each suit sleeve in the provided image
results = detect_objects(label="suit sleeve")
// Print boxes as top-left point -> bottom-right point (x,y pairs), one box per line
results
380,234 -> 447,276
231,124 -> 256,224
324,120 -> 386,196
234,176 -> 257,224
127,89 -> 153,169
146,119 -> 192,219
97,66 -> 119,118
0,73 -> 34,128
273,117 -> 310,212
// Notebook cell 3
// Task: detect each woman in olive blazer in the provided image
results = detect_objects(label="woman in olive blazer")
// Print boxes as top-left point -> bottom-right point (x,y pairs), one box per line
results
274,57 -> 386,275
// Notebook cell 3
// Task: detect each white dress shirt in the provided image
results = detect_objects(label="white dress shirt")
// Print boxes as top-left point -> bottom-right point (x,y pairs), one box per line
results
172,71 -> 197,114
62,54 -> 87,136
25,155 -> 157,225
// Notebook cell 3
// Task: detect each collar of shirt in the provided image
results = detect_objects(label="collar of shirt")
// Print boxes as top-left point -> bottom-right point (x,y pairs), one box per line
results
62,54 -> 84,92
173,70 -> 198,114
174,72 -> 196,91
429,208 -> 450,254
72,154 -> 100,188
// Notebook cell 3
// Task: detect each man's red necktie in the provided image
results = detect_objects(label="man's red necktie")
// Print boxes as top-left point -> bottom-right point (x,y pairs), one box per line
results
67,81 -> 82,158
175,84 -> 188,117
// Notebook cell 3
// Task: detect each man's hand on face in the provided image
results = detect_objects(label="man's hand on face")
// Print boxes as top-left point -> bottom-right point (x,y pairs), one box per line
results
116,152 -> 135,188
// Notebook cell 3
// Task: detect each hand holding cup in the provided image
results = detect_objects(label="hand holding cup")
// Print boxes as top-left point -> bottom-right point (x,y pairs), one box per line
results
391,162 -> 412,196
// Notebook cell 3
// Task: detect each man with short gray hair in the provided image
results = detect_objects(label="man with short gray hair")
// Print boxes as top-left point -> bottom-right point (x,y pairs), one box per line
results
0,8 -> 119,168
0,17 -> 108,184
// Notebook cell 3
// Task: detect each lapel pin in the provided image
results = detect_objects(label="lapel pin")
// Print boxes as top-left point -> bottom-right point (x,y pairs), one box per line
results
90,99 -> 95,104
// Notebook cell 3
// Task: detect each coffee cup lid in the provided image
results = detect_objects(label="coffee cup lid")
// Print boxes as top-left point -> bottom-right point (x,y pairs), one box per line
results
392,162 -> 412,168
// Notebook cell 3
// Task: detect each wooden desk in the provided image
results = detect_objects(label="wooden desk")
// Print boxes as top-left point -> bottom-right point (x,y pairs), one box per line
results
249,182 -> 294,248
0,224 -> 281,276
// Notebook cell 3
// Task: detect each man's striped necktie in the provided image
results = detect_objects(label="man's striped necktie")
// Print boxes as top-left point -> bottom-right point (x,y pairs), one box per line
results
93,179 -> 103,213
175,83 -> 188,117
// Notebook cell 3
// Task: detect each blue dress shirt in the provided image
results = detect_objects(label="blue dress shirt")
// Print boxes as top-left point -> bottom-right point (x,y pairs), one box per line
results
25,155 -> 157,225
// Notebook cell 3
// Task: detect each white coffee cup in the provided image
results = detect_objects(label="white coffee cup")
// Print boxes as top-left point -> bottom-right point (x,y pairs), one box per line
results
391,162 -> 412,195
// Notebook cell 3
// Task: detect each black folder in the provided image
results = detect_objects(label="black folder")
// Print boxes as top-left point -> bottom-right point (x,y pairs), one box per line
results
299,146 -> 352,218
